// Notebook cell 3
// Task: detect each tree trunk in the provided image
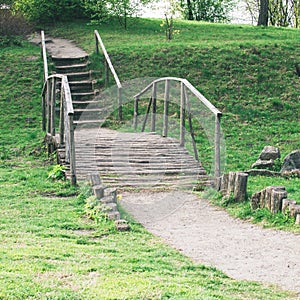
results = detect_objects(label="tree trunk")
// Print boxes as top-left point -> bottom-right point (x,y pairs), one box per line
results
258,0 -> 269,25
186,0 -> 194,20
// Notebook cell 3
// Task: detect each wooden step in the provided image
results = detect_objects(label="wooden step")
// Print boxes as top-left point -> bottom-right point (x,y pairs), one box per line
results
51,55 -> 89,66
55,62 -> 90,73
72,90 -> 99,101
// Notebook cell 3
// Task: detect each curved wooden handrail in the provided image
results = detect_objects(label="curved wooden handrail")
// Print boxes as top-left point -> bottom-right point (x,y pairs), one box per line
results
133,77 -> 222,178
134,77 -> 221,117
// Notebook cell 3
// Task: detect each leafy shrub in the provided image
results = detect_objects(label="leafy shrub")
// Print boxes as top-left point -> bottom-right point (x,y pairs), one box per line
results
48,164 -> 66,180
13,0 -> 86,24
0,9 -> 32,46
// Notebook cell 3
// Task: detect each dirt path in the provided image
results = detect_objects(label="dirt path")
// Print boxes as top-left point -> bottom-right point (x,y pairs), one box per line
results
29,33 -> 88,58
120,190 -> 300,295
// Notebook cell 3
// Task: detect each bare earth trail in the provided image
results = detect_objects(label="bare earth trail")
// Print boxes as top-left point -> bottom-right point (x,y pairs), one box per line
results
32,35 -> 300,296
120,190 -> 300,295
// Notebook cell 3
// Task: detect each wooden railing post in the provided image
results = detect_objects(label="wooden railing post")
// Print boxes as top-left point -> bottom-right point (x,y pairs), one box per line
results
118,87 -> 122,121
42,93 -> 46,132
185,88 -> 199,161
47,80 -> 51,135
104,59 -> 109,87
133,96 -> 138,130
59,81 -> 65,146
215,113 -> 222,178
163,79 -> 170,137
69,113 -> 76,186
50,77 -> 56,137
180,82 -> 186,147
95,32 -> 99,54
151,83 -> 157,132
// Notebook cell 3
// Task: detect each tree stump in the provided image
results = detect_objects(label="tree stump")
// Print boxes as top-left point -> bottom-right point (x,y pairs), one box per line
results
233,172 -> 248,202
251,191 -> 261,210
220,173 -> 229,196
289,204 -> 300,217
226,172 -> 236,197
295,214 -> 300,225
282,199 -> 296,214
270,189 -> 287,213
265,186 -> 285,210
260,188 -> 266,208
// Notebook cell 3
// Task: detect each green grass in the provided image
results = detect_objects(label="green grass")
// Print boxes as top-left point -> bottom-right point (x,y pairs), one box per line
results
46,18 -> 300,228
0,20 -> 299,298
47,18 -> 300,173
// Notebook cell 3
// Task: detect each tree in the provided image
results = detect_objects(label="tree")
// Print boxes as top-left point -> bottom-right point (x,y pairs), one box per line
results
257,0 -> 269,25
254,0 -> 300,27
181,0 -> 235,22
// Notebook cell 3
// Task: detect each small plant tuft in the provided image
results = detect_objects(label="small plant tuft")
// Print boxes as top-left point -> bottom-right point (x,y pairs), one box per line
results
48,164 -> 66,181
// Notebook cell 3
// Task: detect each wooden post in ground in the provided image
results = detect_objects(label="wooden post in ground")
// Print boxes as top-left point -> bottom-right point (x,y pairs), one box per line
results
163,79 -> 170,137
59,81 -> 65,146
118,87 -> 122,121
69,113 -> 76,186
185,88 -> 199,161
180,82 -> 185,147
133,97 -> 138,130
151,83 -> 157,132
214,113 -> 221,178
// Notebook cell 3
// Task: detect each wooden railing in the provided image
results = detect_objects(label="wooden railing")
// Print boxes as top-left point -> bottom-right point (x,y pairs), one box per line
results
133,77 -> 222,178
41,31 -> 76,185
94,30 -> 123,120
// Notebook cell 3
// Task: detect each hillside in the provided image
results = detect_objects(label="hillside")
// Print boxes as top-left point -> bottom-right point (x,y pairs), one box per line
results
49,19 -> 300,172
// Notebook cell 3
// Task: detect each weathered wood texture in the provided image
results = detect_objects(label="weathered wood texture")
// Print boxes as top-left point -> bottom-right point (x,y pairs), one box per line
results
71,127 -> 209,189
218,172 -> 248,202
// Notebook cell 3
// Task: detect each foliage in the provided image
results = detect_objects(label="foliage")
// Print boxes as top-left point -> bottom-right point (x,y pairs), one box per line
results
255,0 -> 300,27
48,164 -> 66,180
82,0 -> 109,23
181,0 -> 235,22
0,9 -> 32,46
13,0 -> 85,24
85,0 -> 152,29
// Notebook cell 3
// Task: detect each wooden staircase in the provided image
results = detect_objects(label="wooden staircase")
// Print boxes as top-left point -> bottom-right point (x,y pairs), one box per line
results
51,55 -> 104,127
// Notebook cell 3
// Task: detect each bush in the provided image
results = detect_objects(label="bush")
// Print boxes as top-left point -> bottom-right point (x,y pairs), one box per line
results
13,0 -> 86,24
0,9 -> 31,36
0,9 -> 32,46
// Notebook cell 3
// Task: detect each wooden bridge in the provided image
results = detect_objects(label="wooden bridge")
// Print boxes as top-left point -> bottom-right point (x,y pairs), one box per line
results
41,31 -> 222,190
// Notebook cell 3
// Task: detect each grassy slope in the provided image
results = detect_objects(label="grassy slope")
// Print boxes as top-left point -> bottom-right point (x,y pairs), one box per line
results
50,19 -> 300,171
0,20 -> 299,298
49,19 -> 300,200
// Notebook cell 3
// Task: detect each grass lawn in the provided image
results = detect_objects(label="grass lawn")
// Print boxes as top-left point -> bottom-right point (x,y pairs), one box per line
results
0,19 -> 299,298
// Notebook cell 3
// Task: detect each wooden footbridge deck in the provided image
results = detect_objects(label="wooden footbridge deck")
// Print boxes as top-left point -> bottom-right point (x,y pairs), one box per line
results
40,31 -> 222,190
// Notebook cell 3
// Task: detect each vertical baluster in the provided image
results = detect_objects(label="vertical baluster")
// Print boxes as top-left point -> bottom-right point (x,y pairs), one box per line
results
215,113 -> 221,178
180,82 -> 186,146
163,79 -> 170,137
133,96 -> 138,130
118,87 -> 122,121
151,83 -> 157,132
185,88 -> 199,161
59,79 -> 65,146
